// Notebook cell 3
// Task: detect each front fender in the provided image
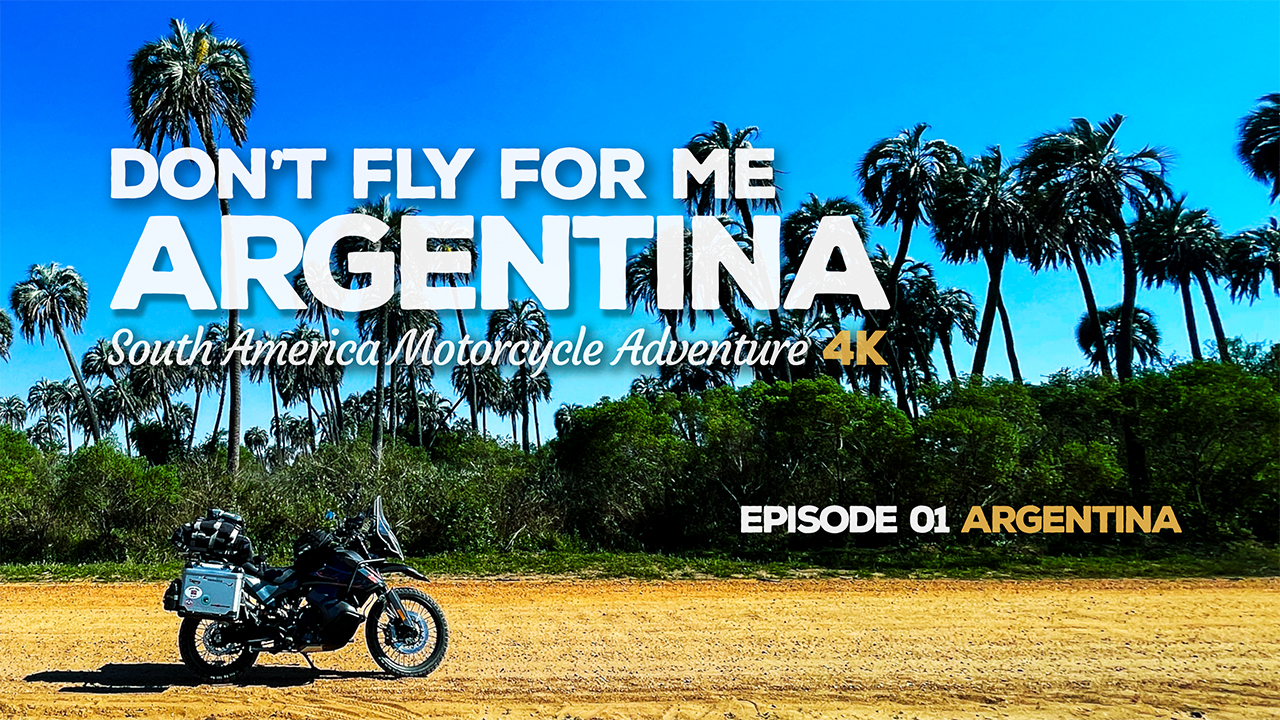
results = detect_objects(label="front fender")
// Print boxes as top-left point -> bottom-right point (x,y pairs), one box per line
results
380,563 -> 429,582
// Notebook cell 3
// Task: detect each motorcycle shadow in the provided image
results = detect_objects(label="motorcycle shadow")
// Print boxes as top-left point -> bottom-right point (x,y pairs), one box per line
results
26,663 -> 383,693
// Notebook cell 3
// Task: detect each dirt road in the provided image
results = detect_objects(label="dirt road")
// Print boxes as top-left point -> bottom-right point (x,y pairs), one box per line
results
1,578 -> 1276,719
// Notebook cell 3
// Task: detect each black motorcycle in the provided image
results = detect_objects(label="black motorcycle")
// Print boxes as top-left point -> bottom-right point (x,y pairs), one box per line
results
163,492 -> 448,681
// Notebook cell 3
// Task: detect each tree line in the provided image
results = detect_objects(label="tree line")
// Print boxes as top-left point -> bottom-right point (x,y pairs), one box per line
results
0,361 -> 1274,563
0,20 -> 1275,556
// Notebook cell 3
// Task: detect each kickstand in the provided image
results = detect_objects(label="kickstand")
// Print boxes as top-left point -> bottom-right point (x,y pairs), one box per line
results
299,652 -> 318,671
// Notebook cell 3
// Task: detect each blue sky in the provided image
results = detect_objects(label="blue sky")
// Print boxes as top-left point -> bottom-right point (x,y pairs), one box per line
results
1,1 -> 1277,445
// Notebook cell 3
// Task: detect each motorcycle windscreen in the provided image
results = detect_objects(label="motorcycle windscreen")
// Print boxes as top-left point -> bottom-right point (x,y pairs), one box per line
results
371,496 -> 404,559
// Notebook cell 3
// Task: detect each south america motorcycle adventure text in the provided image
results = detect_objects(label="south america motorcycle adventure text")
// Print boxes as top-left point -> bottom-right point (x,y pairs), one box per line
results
162,488 -> 448,681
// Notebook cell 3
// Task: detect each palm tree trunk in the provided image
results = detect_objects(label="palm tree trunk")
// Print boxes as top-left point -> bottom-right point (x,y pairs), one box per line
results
768,309 -> 790,382
389,362 -> 400,443
888,346 -> 910,415
907,370 -> 920,419
318,382 -> 334,442
1195,270 -> 1231,363
160,390 -> 174,431
509,409 -> 517,447
105,370 -> 135,455
65,410 -> 74,453
320,313 -> 345,438
1115,224 -> 1139,381
723,304 -> 754,345
51,314 -> 102,444
1111,224 -> 1149,500
888,216 -> 916,286
1179,279 -> 1203,362
971,251 -> 1004,377
532,396 -> 541,447
195,121 -> 241,474
410,366 -> 424,448
1070,245 -> 1113,379
520,371 -> 531,453
910,333 -> 934,386
189,387 -> 202,448
450,285 -> 478,432
996,295 -> 1023,383
269,371 -> 283,465
304,396 -> 318,453
371,308 -> 387,468
865,316 -> 884,398
942,338 -> 958,381
211,368 -> 227,448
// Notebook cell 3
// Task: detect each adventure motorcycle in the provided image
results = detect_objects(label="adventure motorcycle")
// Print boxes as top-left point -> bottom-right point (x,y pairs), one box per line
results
162,491 -> 448,681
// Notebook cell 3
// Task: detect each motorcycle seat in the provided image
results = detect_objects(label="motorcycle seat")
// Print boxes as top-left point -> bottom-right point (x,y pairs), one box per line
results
261,566 -> 291,583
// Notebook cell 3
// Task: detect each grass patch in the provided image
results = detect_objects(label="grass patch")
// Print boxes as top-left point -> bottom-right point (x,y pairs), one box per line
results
1,542 -> 1275,583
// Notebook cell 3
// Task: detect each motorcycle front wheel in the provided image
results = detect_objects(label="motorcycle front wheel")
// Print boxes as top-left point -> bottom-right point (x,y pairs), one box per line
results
365,588 -> 449,677
178,616 -> 259,682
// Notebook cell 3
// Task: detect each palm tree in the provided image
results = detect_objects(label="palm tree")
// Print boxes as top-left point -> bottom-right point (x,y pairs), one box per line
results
416,220 -> 481,431
127,358 -> 186,429
494,377 -> 521,447
277,323 -> 333,454
1076,304 -> 1163,372
856,247 -> 948,412
780,194 -> 872,321
681,122 -> 781,238
769,312 -> 844,382
128,18 -> 255,473
1225,218 -> 1280,301
358,301 -> 441,447
629,375 -> 664,402
246,330 -> 285,463
1131,196 -> 1231,363
10,264 -> 102,443
412,389 -> 458,451
29,379 -> 74,452
82,338 -> 142,454
28,414 -> 62,452
627,218 -> 762,375
1019,115 -> 1172,381
526,370 -> 552,447
0,309 -> 12,361
858,123 -> 962,286
932,147 -> 1035,379
658,356 -> 737,396
89,384 -> 124,448
682,123 -> 788,352
186,323 -> 229,449
470,363 -> 506,436
929,287 -> 979,382
183,354 -> 221,448
345,196 -> 417,467
1023,197 -> 1119,378
627,229 -> 702,340
1236,93 -> 1280,201
553,403 -> 583,436
0,395 -> 26,429
292,271 -> 347,438
244,426 -> 269,465
487,299 -> 551,452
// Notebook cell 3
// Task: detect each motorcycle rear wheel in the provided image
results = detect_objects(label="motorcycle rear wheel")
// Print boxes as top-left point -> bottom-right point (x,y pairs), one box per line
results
365,588 -> 448,677
178,616 -> 259,682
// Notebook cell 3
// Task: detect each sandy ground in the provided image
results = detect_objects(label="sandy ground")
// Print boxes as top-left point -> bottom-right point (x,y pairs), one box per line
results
0,578 -> 1276,719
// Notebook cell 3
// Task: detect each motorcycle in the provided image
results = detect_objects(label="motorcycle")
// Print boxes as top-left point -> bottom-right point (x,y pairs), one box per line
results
162,489 -> 448,681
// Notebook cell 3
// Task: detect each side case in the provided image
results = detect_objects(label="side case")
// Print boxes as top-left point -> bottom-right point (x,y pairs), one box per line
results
179,566 -> 244,618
